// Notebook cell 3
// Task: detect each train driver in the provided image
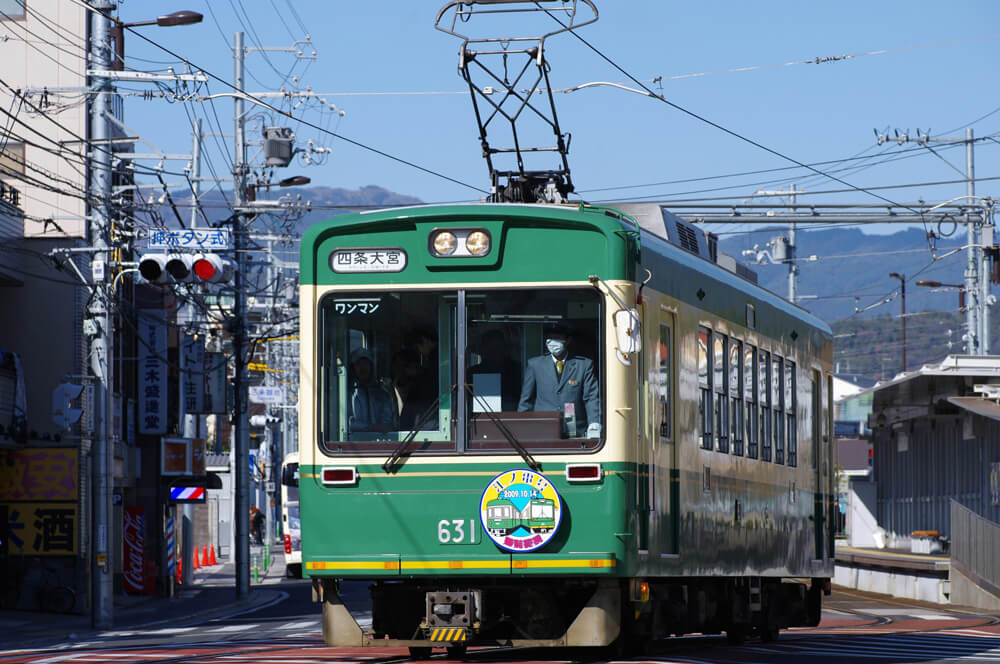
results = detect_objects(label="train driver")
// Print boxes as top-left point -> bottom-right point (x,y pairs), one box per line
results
348,348 -> 394,433
518,323 -> 601,438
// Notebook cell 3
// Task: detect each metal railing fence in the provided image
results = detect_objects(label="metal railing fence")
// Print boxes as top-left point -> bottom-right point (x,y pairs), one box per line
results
951,499 -> 1000,592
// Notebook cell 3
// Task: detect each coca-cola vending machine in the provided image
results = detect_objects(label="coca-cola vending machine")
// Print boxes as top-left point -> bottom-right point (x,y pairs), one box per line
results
123,507 -> 154,595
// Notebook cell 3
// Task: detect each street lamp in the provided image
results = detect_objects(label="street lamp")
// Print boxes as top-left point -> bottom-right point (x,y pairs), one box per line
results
246,175 -> 311,202
111,11 -> 204,71
915,280 -> 967,312
889,272 -> 906,373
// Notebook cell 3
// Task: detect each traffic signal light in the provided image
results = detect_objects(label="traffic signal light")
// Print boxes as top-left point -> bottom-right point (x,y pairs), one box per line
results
138,254 -> 171,284
192,254 -> 235,283
138,253 -> 235,285
249,415 -> 281,427
52,381 -> 83,430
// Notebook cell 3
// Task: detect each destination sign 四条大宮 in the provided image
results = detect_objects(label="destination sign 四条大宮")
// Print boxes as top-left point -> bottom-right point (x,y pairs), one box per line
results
330,248 -> 406,273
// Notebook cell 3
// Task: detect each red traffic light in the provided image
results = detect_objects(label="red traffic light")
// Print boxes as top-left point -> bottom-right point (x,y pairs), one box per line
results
192,254 -> 235,283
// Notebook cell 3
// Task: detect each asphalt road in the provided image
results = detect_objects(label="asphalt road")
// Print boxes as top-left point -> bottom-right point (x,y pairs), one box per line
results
1,581 -> 999,664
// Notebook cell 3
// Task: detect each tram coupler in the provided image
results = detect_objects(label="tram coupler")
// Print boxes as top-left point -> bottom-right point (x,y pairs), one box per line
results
422,590 -> 482,641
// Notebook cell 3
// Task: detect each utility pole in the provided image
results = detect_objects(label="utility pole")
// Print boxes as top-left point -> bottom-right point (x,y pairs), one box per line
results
190,117 -> 202,228
788,184 -> 798,303
89,0 -> 115,630
889,272 -> 906,372
876,127 -> 986,354
232,31 -> 251,600
964,128 -> 981,355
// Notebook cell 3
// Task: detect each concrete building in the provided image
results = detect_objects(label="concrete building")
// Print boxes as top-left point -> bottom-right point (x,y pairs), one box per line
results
0,1 -> 141,614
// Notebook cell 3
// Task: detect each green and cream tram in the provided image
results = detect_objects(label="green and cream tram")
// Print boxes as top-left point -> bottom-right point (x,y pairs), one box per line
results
299,202 -> 835,654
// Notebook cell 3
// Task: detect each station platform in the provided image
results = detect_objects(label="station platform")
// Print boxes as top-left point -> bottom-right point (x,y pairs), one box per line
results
835,543 -> 950,604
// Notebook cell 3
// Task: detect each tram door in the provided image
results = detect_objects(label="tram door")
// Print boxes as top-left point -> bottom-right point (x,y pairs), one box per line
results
811,368 -> 825,560
655,309 -> 677,554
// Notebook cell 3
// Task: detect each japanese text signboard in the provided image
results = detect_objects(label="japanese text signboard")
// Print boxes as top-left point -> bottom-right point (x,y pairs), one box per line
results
138,311 -> 168,434
180,334 -> 206,415
0,448 -> 79,555
161,438 -> 190,476
330,248 -> 406,273
0,503 -> 78,555
205,352 -> 228,414
147,228 -> 231,250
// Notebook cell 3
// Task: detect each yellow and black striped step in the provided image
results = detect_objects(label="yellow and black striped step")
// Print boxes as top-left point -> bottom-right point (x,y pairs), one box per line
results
428,627 -> 467,642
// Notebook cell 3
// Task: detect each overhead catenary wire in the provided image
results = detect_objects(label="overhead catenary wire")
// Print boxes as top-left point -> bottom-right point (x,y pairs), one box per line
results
537,4 -> 933,217
67,0 -> 487,196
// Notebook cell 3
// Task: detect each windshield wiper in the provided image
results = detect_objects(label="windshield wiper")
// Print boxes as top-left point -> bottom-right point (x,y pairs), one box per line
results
465,384 -> 540,471
382,383 -> 453,474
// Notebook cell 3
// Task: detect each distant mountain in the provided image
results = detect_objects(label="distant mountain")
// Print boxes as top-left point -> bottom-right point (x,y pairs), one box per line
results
157,189 -> 974,326
718,226 -> 966,322
158,184 -> 424,233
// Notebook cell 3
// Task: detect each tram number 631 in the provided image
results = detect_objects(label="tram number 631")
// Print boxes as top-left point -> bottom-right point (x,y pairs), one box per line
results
438,519 -> 478,545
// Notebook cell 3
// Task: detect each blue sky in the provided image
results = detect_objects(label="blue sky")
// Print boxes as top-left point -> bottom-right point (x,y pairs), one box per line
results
117,1 -> 1000,231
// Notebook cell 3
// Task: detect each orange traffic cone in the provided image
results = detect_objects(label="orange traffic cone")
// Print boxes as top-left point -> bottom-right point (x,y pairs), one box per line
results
209,545 -> 217,566
203,544 -> 209,566
193,546 -> 201,570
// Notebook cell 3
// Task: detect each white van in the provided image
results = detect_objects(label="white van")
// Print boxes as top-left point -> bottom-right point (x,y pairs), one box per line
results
280,451 -> 301,578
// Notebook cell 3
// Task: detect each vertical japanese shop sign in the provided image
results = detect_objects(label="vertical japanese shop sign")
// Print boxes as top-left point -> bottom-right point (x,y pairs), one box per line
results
180,334 -> 205,415
138,310 -> 167,434
204,352 -> 228,414
123,507 -> 147,593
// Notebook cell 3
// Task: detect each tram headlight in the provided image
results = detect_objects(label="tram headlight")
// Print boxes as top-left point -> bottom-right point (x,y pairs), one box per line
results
465,230 -> 491,256
431,231 -> 458,256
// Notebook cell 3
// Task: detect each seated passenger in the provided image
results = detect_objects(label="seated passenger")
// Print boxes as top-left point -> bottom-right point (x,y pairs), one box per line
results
348,348 -> 394,433
518,324 -> 601,437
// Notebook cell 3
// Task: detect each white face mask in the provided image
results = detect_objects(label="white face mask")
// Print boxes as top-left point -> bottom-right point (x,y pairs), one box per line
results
546,338 -> 567,357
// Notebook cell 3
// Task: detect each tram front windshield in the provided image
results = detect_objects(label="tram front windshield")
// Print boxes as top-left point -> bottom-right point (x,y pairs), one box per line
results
318,288 -> 602,455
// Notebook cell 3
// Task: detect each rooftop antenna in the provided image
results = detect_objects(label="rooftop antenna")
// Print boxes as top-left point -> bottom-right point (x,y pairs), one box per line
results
435,0 -> 598,204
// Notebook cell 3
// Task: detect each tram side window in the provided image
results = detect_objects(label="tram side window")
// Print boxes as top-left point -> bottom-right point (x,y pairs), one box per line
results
658,323 -> 672,442
759,349 -> 771,462
698,327 -> 713,450
714,333 -> 728,453
773,355 -> 785,465
787,360 -> 797,467
745,344 -> 758,459
730,339 -> 743,456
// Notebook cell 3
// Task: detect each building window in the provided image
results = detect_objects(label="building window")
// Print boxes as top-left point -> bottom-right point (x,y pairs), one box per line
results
698,327 -> 713,450
714,333 -> 728,453
745,344 -> 757,459
0,0 -> 25,20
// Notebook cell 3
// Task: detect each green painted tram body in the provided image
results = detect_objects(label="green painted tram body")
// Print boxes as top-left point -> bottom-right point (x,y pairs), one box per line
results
299,203 -> 835,649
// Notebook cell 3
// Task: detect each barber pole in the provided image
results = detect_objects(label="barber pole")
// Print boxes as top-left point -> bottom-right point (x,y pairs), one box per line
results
165,515 -> 175,581
170,487 -> 205,501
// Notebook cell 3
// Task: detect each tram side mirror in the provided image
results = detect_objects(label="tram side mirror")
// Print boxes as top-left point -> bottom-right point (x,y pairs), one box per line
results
281,463 -> 299,487
614,309 -> 640,354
